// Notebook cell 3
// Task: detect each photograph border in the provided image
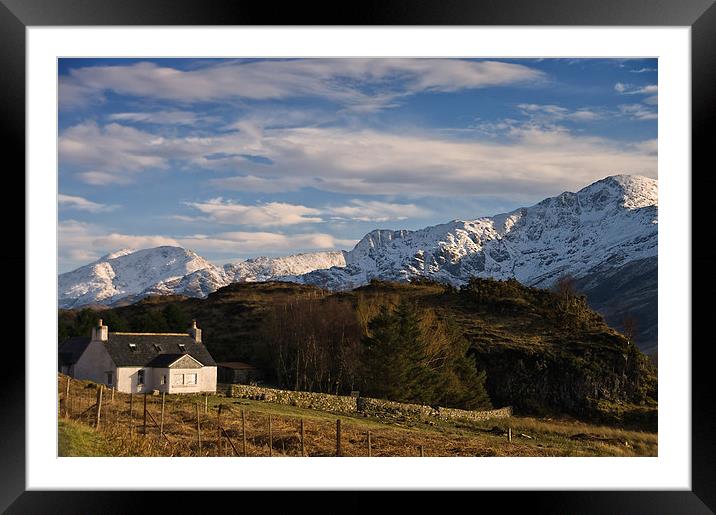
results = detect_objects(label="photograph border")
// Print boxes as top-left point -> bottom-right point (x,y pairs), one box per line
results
2,0 -> 714,512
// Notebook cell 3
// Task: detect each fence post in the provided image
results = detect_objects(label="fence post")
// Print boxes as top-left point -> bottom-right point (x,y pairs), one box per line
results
300,418 -> 305,457
367,431 -> 372,457
128,393 -> 134,439
242,409 -> 247,457
217,404 -> 223,457
159,392 -> 166,440
196,401 -> 202,454
111,387 -> 115,404
205,393 -> 208,415
95,385 -> 103,429
143,394 -> 148,436
268,415 -> 273,457
336,419 -> 342,457
508,427 -> 512,443
419,445 -> 424,457
64,377 -> 71,418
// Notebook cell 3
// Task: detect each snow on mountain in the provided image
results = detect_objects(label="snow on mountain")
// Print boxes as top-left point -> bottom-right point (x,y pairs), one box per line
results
290,175 -> 657,290
224,251 -> 346,283
59,249 -> 347,308
59,175 -> 657,315
58,246 -> 224,308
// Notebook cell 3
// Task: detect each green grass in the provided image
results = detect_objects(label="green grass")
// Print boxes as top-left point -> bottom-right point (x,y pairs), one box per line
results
58,419 -> 114,457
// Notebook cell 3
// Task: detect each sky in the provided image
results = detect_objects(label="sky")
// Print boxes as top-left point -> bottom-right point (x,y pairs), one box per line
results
58,58 -> 657,273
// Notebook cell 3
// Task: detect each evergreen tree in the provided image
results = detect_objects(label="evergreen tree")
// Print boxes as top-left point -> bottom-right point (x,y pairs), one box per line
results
361,301 -> 491,409
133,310 -> 169,333
162,304 -> 189,331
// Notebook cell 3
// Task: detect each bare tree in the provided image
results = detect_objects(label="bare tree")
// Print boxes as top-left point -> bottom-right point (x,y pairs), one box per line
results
258,298 -> 362,393
621,314 -> 639,343
554,274 -> 578,299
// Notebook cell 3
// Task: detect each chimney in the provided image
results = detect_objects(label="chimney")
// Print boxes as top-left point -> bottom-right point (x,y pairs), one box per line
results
92,318 -> 108,342
188,319 -> 202,343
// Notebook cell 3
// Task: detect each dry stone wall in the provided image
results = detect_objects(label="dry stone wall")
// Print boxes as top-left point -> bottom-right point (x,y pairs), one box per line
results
228,384 -> 511,423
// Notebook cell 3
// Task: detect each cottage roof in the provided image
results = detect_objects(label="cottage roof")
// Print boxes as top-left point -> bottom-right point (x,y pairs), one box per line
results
58,336 -> 91,366
147,353 -> 203,368
105,333 -> 217,368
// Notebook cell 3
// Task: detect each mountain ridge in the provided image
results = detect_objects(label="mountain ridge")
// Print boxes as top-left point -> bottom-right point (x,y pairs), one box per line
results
58,174 -> 657,349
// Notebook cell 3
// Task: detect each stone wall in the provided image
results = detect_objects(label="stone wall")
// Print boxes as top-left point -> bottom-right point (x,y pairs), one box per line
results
228,384 -> 511,423
356,397 -> 438,421
229,384 -> 357,415
436,405 -> 513,422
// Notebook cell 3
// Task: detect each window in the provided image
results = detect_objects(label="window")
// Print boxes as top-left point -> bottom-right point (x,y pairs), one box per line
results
137,369 -> 145,386
128,343 -> 137,352
160,375 -> 166,385
177,343 -> 186,352
185,373 -> 198,385
153,344 -> 162,352
106,372 -> 113,386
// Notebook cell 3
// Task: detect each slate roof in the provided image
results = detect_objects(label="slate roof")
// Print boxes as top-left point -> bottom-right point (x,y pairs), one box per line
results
146,353 -> 202,368
105,333 -> 217,367
58,336 -> 91,366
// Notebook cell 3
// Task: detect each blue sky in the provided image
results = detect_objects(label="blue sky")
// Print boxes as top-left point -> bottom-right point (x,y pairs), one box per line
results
58,58 -> 657,273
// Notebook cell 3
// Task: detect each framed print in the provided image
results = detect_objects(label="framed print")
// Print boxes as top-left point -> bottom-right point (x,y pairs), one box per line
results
2,0 -> 714,512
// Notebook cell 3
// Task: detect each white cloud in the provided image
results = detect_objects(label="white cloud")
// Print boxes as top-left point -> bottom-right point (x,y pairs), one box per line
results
106,110 -> 207,126
180,231 -> 356,253
186,199 -> 323,227
60,59 -> 546,110
76,171 -> 133,186
618,104 -> 658,121
58,194 -> 116,213
516,103 -> 603,123
61,119 -> 657,199
182,197 -> 429,225
614,83 -> 658,96
326,200 -> 431,222
60,121 -> 261,185
227,126 -> 657,198
630,67 -> 657,73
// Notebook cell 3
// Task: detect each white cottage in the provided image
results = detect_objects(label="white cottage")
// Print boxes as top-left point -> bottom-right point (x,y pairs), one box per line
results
59,319 -> 217,394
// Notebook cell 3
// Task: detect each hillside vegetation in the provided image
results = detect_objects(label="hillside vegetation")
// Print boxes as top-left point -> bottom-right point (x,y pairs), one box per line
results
59,278 -> 657,428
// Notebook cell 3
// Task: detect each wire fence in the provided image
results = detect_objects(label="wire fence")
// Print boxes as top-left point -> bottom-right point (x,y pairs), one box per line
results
58,376 -> 443,457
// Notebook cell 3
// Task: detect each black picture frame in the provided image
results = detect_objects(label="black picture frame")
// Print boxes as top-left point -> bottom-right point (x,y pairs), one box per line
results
1,0 -> 713,512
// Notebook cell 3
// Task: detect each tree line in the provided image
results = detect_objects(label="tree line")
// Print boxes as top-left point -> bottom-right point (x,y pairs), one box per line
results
254,296 -> 491,410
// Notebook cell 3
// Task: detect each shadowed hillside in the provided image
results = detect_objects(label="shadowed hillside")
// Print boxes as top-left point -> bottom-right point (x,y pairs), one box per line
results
59,278 -> 656,428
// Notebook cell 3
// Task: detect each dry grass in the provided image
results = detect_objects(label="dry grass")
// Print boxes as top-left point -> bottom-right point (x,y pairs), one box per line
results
57,375 -> 656,458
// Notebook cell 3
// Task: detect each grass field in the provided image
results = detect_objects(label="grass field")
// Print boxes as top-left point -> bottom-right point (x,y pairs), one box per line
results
58,375 -> 657,458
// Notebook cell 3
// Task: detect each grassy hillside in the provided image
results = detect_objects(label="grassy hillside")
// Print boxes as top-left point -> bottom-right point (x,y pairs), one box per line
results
59,278 -> 657,428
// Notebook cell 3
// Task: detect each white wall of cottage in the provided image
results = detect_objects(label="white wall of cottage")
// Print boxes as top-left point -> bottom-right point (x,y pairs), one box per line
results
73,340 -> 116,387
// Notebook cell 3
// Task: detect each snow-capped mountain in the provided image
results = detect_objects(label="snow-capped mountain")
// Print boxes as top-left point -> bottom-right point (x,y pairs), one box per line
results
224,251 -> 346,283
291,175 -> 657,291
58,246 -> 222,308
58,249 -> 346,308
58,175 -> 657,349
